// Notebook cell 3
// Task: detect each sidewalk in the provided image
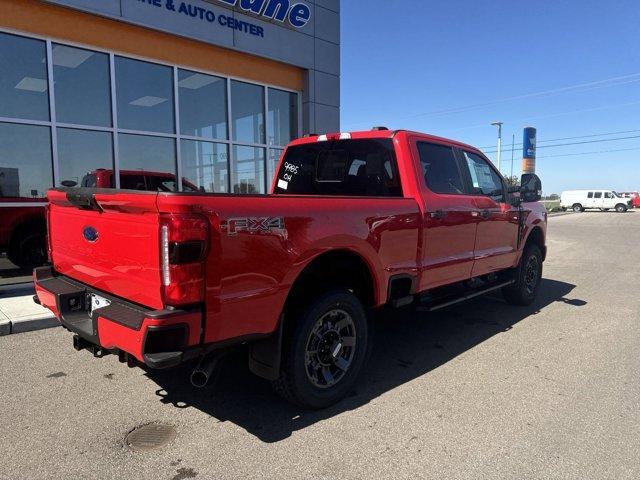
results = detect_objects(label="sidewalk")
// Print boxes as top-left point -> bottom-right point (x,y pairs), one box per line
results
0,283 -> 58,336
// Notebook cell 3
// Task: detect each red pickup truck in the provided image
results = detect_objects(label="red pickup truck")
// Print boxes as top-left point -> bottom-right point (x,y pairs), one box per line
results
34,128 -> 546,408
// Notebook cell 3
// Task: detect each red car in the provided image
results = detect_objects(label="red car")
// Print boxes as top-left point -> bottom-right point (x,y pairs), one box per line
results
34,128 -> 547,408
618,192 -> 640,208
1,171 -> 199,270
0,198 -> 47,269
77,169 -> 201,192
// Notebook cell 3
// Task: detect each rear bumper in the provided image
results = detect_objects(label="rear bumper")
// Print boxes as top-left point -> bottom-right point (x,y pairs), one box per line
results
33,266 -> 203,369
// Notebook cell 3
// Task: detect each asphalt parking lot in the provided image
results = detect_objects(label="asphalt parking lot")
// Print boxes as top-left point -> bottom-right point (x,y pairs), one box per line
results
1,211 -> 639,480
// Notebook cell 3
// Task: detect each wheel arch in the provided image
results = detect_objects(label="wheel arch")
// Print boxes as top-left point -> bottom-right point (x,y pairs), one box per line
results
524,226 -> 546,261
249,248 -> 378,381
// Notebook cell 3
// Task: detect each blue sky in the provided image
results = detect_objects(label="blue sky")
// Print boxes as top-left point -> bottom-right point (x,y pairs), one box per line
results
340,0 -> 640,194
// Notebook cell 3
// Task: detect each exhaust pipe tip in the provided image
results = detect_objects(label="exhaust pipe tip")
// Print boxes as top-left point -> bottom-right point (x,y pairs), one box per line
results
190,370 -> 209,388
190,351 -> 226,388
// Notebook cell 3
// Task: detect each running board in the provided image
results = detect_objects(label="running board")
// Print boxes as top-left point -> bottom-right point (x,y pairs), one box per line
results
416,280 -> 515,312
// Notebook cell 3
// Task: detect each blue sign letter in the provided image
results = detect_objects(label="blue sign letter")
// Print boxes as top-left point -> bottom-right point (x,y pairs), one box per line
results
288,3 -> 310,28
240,0 -> 266,14
263,0 -> 289,22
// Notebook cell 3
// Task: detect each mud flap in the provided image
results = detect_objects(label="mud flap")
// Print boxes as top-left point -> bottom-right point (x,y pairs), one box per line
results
248,316 -> 284,381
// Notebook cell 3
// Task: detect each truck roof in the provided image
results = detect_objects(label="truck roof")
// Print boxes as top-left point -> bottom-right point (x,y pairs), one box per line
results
287,129 -> 484,154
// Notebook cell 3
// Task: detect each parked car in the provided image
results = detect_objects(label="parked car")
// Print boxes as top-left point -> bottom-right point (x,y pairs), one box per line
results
74,169 -> 201,192
0,199 -> 47,269
1,171 -> 200,271
617,192 -> 640,208
560,190 -> 633,213
34,128 -> 547,409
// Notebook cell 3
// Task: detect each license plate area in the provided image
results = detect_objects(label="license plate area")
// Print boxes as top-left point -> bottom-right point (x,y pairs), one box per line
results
88,293 -> 111,314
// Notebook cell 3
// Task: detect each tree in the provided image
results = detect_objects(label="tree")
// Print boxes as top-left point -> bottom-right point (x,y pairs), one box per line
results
504,175 -> 520,187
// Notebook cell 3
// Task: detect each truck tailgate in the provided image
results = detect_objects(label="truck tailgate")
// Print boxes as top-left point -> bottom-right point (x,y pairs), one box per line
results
48,189 -> 164,310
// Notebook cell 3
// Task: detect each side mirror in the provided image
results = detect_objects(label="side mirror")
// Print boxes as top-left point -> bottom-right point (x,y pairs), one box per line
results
520,173 -> 542,202
61,180 -> 78,188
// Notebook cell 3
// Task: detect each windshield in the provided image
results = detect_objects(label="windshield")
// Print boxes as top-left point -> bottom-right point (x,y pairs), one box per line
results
612,191 -> 621,198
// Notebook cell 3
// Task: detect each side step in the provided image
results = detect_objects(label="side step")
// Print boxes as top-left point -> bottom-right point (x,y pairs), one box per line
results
416,280 -> 514,312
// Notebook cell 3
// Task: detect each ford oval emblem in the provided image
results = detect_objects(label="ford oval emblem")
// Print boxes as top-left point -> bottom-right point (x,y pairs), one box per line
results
83,226 -> 99,243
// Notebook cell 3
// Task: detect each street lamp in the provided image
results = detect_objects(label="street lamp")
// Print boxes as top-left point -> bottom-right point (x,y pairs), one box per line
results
491,121 -> 503,172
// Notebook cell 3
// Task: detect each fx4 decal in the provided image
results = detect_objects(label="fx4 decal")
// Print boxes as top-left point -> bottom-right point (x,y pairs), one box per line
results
222,217 -> 286,236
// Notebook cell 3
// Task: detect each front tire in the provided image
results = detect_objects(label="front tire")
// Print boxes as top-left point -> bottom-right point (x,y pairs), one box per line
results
573,204 -> 583,213
615,204 -> 627,213
503,244 -> 543,306
272,290 -> 369,409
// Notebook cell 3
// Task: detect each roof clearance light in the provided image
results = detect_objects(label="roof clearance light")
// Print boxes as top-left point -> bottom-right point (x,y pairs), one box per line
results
339,133 -> 352,140
317,134 -> 329,142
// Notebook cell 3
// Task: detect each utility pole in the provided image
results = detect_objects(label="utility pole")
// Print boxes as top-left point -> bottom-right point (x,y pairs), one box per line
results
491,122 -> 503,172
510,133 -> 515,180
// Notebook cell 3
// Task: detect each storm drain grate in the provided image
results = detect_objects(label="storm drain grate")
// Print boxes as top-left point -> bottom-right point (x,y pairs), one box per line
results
125,423 -> 177,452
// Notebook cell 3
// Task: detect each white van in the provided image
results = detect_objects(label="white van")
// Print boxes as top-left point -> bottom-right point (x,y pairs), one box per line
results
560,190 -> 632,213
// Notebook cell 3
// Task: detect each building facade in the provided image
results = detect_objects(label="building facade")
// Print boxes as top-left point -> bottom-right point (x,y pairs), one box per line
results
0,0 -> 340,279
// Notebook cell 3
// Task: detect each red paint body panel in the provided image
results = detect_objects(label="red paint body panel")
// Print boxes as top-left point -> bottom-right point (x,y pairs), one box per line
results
37,129 -> 547,366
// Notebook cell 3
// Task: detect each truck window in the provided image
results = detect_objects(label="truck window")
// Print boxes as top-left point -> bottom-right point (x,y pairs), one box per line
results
588,192 -> 594,198
273,139 -> 402,197
604,192 -> 613,199
417,142 -> 465,195
120,174 -> 147,190
460,151 -> 505,202
594,192 -> 602,199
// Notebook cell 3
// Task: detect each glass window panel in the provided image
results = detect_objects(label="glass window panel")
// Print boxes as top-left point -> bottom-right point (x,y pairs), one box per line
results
181,140 -> 228,193
115,57 -> 174,134
268,89 -> 298,146
231,81 -> 264,144
267,148 -> 283,192
118,134 -> 177,191
53,44 -> 111,127
0,33 -> 49,121
57,129 -> 113,188
178,69 -> 227,140
232,146 -> 265,194
0,123 -> 52,199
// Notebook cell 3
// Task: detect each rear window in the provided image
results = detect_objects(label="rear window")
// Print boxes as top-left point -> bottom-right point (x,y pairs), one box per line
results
273,139 -> 402,197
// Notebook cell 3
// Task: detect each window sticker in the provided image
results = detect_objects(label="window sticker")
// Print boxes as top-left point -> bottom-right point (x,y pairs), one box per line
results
277,179 -> 289,190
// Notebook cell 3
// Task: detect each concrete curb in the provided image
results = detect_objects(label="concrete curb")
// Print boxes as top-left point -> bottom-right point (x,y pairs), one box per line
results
0,315 -> 59,336
0,286 -> 60,336
0,282 -> 34,295
10,316 -> 59,335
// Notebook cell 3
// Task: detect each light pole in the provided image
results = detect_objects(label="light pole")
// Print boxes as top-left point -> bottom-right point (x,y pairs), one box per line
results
491,121 -> 503,172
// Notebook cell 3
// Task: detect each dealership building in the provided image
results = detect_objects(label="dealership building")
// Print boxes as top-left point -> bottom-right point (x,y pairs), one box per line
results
0,0 -> 341,199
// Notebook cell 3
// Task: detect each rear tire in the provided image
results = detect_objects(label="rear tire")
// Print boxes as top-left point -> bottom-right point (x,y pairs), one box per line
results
7,231 -> 46,269
572,204 -> 583,213
503,244 -> 543,306
615,204 -> 627,213
272,290 -> 369,409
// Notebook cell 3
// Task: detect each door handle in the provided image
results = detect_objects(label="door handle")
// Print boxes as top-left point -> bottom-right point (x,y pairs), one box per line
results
430,210 -> 447,219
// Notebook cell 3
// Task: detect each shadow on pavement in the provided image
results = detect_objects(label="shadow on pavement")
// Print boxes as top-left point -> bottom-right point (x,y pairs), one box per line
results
146,278 -> 582,443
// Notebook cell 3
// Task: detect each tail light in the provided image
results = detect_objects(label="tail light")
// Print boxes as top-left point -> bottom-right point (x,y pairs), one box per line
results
159,213 -> 209,306
45,203 -> 52,263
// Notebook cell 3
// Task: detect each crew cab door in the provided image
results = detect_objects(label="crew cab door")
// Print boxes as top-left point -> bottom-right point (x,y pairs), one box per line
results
458,150 -> 520,275
412,140 -> 478,290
